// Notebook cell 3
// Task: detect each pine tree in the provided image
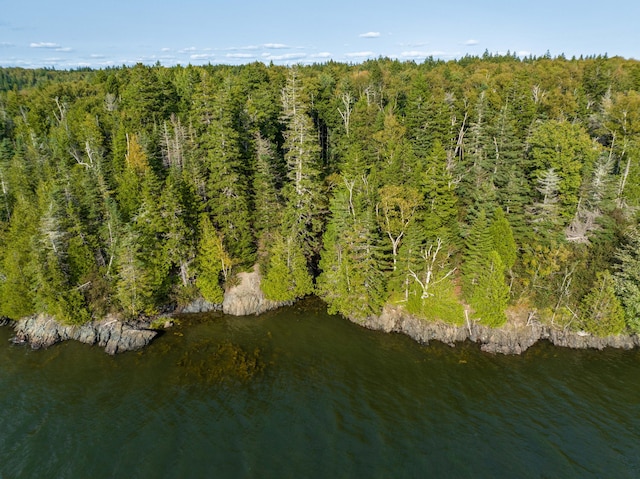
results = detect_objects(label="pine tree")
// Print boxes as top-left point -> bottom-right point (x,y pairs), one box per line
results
580,270 -> 625,336
317,176 -> 386,320
261,233 -> 314,302
489,207 -> 517,273
280,67 -> 325,261
115,226 -> 155,318
195,216 -> 233,304
0,195 -> 37,318
202,81 -> 255,266
470,251 -> 509,326
421,140 -> 459,244
614,232 -> 640,333
461,209 -> 493,298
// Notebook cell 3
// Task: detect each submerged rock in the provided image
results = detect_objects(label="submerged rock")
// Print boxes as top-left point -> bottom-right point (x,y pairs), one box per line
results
11,314 -> 157,354
222,265 -> 291,316
356,305 -> 640,355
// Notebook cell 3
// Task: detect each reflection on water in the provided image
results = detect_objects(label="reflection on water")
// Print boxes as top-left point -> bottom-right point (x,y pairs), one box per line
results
0,297 -> 639,479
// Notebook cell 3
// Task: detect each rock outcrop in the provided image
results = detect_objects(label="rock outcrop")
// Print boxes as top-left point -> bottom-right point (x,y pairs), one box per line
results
10,314 -> 157,354
356,305 -> 640,355
222,265 -> 291,316
177,298 -> 221,314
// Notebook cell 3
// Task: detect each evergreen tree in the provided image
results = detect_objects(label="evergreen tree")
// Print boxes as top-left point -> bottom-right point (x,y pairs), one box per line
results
261,233 -> 314,302
614,232 -> 640,333
580,270 -> 625,336
201,80 -> 255,266
421,140 -> 459,244
115,226 -> 155,318
280,67 -> 325,261
470,251 -> 509,326
317,177 -> 386,320
489,207 -> 517,273
0,195 -> 37,318
461,209 -> 493,298
195,216 -> 233,304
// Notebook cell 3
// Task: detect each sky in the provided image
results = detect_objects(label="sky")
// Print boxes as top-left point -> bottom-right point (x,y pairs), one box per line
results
1,0 -> 639,69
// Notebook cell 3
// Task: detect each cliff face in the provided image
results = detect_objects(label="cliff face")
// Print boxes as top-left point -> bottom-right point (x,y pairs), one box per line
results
10,314 -> 157,354
355,305 -> 640,354
222,265 -> 291,316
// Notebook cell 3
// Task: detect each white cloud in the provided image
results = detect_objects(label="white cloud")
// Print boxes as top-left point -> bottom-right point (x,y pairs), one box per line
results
263,43 -> 289,49
226,52 -> 255,59
311,52 -> 332,58
0,42 -> 14,48
179,47 -> 197,53
225,45 -> 259,51
345,51 -> 375,58
55,47 -> 72,52
89,53 -> 105,59
161,47 -> 172,52
399,50 -> 448,59
464,39 -> 479,46
264,52 -> 307,61
359,32 -> 381,38
190,53 -> 215,60
400,51 -> 431,59
30,42 -> 60,49
517,50 -> 531,57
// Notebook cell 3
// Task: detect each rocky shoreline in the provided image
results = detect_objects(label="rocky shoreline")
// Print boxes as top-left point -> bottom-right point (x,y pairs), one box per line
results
355,305 -> 640,354
8,314 -> 157,354
1,264 -> 289,354
3,265 -> 639,355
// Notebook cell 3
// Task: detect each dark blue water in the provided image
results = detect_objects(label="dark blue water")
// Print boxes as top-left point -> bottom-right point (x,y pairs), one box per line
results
1,298 -> 639,478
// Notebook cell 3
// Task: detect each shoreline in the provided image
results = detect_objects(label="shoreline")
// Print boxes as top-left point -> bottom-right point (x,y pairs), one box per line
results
352,304 -> 640,355
2,297 -> 639,355
2,266 -> 638,354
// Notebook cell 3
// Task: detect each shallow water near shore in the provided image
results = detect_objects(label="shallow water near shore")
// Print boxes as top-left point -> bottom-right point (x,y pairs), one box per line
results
1,297 -> 639,478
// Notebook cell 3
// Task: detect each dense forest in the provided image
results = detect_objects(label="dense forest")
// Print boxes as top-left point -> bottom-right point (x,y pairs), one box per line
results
1,54 -> 640,336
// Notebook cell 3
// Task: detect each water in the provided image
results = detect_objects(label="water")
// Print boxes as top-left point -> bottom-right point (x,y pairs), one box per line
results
1,297 -> 639,478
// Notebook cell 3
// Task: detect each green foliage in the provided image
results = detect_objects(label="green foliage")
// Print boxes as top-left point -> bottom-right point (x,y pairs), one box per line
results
528,120 -> 598,220
1,57 -> 640,333
489,208 -> 517,272
579,271 -> 626,336
317,179 -> 386,320
614,232 -> 640,333
470,251 -> 509,327
195,216 -> 232,304
262,233 -> 314,302
461,210 -> 493,298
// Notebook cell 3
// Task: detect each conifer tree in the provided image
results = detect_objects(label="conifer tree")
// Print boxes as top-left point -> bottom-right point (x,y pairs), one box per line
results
0,195 -> 37,318
614,232 -> 640,333
470,251 -> 509,326
421,140 -> 459,244
580,270 -> 625,336
489,207 -> 517,273
202,81 -> 255,266
115,226 -> 154,318
261,232 -> 314,302
195,216 -> 233,304
317,176 -> 386,320
279,66 -> 325,260
461,209 -> 493,298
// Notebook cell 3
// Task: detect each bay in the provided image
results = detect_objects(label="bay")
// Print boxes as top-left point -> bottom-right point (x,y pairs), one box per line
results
0,297 -> 638,478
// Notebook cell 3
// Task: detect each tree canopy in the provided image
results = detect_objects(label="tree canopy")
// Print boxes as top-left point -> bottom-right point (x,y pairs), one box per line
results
1,55 -> 639,337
